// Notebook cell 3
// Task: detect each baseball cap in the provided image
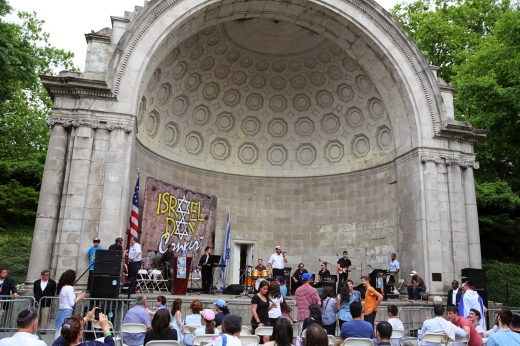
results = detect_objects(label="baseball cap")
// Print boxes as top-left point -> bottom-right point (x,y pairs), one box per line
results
433,296 -> 443,303
410,271 -> 417,276
213,299 -> 227,308
301,273 -> 313,281
277,276 -> 285,284
201,308 -> 215,321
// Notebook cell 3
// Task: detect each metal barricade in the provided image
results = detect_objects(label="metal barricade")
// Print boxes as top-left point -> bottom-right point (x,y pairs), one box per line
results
398,306 -> 436,334
0,298 -> 33,337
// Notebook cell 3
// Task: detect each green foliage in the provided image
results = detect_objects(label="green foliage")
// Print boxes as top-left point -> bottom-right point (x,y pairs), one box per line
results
0,0 -> 77,162
391,0 -> 511,82
0,224 -> 33,285
483,259 -> 520,307
0,179 -> 39,226
476,181 -> 520,212
0,160 -> 44,188
453,9 -> 520,191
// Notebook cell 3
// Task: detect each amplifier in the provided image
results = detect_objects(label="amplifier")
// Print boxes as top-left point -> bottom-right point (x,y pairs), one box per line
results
95,250 -> 122,263
94,262 -> 121,275
324,275 -> 338,283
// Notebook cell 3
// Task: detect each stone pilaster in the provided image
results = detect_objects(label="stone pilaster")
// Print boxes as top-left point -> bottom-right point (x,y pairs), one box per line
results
26,125 -> 69,283
463,166 -> 482,268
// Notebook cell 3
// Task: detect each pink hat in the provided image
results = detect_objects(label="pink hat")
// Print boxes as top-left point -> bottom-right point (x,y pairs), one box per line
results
201,308 -> 215,321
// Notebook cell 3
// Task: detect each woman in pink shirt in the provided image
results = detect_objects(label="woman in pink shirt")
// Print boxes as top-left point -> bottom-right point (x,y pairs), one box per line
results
294,273 -> 321,321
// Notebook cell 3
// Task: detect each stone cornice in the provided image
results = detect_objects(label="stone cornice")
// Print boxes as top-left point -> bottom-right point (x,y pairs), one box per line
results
40,74 -> 116,101
85,27 -> 112,44
435,119 -> 488,143
46,116 -> 133,132
421,155 -> 479,169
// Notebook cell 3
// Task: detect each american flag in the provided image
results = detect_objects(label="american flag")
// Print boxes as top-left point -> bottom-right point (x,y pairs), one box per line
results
126,176 -> 140,253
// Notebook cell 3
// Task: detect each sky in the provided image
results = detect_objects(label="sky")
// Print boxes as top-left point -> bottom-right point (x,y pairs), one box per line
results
7,0 -> 400,71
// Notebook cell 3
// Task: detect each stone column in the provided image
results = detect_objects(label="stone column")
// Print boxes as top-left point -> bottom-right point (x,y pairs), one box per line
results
462,165 -> 482,268
26,125 -> 69,283
446,160 -> 470,271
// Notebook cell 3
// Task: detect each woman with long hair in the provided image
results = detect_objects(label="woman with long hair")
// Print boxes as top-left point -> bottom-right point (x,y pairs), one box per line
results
194,309 -> 217,336
170,298 -> 183,343
280,300 -> 298,323
265,318 -> 293,346
144,309 -> 178,343
268,281 -> 284,326
57,313 -> 114,346
251,280 -> 270,343
336,279 -> 361,327
302,323 -> 328,346
320,286 -> 337,335
55,270 -> 86,339
302,304 -> 323,331
213,299 -> 230,327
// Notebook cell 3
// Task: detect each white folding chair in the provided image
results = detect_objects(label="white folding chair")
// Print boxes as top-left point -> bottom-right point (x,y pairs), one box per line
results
217,325 -> 222,333
137,269 -> 152,293
418,333 -> 448,345
399,336 -> 417,346
91,320 -> 115,339
183,324 -> 200,335
193,334 -> 216,345
342,337 -> 374,345
254,326 -> 273,337
241,325 -> 251,334
145,341 -> 182,346
328,335 -> 336,345
453,334 -> 470,345
121,323 -> 147,346
391,329 -> 405,344
239,334 -> 260,345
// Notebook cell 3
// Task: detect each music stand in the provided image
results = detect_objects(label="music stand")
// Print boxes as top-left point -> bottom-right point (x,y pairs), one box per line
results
208,255 -> 221,295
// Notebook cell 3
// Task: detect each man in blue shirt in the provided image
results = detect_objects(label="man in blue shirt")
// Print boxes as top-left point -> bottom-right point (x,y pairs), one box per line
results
86,238 -> 103,293
487,308 -> 520,345
336,301 -> 374,345
277,276 -> 288,297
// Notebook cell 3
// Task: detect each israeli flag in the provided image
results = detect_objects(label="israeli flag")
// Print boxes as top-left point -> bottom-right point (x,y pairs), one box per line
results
219,208 -> 231,290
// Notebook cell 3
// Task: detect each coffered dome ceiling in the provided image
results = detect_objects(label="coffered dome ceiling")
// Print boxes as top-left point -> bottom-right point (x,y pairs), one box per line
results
137,20 -> 396,177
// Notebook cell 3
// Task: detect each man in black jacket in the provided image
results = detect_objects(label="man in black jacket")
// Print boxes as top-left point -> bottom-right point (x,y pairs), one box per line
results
447,280 -> 462,307
33,269 -> 56,334
0,268 -> 19,328
198,247 -> 214,294
160,245 -> 174,280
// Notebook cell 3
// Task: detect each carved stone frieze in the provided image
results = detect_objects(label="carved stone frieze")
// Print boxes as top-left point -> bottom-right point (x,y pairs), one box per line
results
46,116 -> 132,132
421,155 -> 479,169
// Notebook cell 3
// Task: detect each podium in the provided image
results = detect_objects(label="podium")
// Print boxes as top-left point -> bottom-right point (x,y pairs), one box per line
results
170,256 -> 192,295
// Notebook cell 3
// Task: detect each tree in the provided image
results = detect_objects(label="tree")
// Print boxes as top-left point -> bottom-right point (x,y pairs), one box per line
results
391,0 -> 511,83
0,0 -> 76,162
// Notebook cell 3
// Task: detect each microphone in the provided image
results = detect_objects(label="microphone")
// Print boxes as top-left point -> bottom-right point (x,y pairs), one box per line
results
367,264 -> 373,269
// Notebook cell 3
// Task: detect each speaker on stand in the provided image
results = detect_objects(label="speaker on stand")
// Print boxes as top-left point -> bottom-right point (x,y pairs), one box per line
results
92,250 -> 122,298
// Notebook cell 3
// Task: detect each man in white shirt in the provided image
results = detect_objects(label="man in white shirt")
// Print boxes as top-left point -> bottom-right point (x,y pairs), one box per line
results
418,305 -> 466,346
32,269 -> 56,334
0,308 -> 46,346
128,237 -> 142,298
268,246 -> 288,279
386,305 -> 404,346
388,253 -> 400,290
210,314 -> 243,346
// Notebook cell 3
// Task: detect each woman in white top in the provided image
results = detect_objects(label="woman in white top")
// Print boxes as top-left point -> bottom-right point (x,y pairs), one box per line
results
194,309 -> 218,336
184,299 -> 203,325
55,270 -> 86,338
268,281 -> 284,326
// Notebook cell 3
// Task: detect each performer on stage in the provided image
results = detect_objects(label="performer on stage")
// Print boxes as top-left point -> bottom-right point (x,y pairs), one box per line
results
337,251 -> 351,287
387,253 -> 400,289
198,247 -> 214,294
255,259 -> 266,271
291,263 -> 308,295
315,262 -> 330,288
268,246 -> 287,279
127,237 -> 142,298
160,244 -> 174,280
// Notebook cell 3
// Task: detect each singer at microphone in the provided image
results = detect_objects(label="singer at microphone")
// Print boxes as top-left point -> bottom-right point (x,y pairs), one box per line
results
268,245 -> 288,279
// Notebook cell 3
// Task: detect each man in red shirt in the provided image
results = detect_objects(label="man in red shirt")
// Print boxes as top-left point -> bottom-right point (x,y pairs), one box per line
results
446,306 -> 483,346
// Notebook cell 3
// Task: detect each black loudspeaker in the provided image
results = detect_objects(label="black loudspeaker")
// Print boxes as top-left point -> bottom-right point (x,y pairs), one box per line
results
90,275 -> 120,298
95,250 -> 122,262
223,284 -> 243,295
323,282 -> 337,296
461,268 -> 486,279
94,262 -> 121,275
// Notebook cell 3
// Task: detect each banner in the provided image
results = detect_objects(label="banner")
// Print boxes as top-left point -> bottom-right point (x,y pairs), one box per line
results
141,177 -> 217,267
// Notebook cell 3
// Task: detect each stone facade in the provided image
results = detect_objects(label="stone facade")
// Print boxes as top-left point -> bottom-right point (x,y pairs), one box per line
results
29,0 -> 486,295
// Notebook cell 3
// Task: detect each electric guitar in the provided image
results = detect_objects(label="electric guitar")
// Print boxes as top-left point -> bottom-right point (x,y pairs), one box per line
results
337,266 -> 351,274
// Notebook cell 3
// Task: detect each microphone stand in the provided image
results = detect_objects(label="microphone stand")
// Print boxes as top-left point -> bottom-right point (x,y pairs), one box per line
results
74,263 -> 94,287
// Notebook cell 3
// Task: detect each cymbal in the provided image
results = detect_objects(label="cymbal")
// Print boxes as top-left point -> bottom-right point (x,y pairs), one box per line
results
245,265 -> 253,268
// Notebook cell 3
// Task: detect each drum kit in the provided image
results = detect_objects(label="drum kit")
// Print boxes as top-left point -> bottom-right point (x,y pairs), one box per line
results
243,266 -> 274,295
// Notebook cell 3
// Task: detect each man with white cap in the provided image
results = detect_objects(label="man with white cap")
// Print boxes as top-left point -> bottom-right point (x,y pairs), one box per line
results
268,246 -> 288,280
405,271 -> 426,301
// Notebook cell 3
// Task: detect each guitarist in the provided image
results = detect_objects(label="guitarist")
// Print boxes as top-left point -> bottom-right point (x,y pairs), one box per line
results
337,251 -> 352,288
